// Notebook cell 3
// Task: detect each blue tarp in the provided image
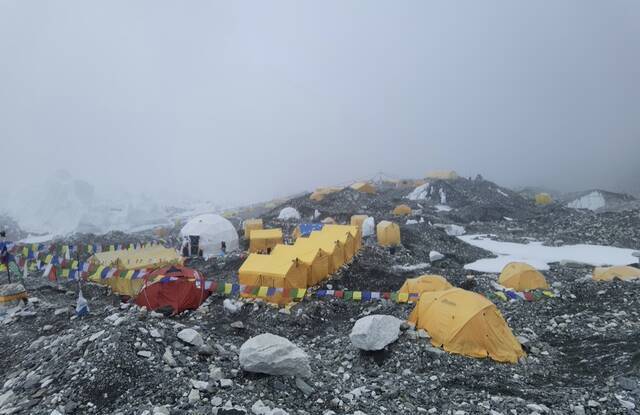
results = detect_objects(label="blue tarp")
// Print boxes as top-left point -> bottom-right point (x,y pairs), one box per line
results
297,223 -> 324,237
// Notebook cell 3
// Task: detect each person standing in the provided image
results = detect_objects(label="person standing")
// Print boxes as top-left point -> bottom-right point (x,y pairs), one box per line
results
0,230 -> 10,283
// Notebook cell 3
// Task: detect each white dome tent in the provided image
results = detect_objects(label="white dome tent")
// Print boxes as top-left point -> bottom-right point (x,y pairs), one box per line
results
180,214 -> 239,258
277,207 -> 301,221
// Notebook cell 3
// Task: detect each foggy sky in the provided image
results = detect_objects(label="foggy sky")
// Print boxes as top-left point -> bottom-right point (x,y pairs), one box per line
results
1,1 -> 639,206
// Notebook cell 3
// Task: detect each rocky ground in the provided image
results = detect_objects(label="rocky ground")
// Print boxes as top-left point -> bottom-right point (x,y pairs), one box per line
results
1,177 -> 639,414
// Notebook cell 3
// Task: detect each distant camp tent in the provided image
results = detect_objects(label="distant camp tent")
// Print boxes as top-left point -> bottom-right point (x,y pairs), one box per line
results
350,182 -> 376,194
498,262 -> 549,291
153,227 -> 168,238
271,244 -> 330,286
535,193 -> 553,206
321,217 -> 337,224
249,228 -> 283,253
377,221 -> 401,247
392,204 -> 412,216
309,187 -> 342,201
399,275 -> 452,295
592,266 -> 640,282
243,219 -> 263,239
425,170 -> 459,180
292,223 -> 324,240
135,266 -> 209,315
180,214 -> 239,257
408,288 -> 525,363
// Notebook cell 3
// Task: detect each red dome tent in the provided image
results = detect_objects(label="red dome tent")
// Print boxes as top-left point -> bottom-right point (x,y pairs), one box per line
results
135,265 -> 209,315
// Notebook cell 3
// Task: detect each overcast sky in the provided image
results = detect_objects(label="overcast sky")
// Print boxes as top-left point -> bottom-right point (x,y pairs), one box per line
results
1,1 -> 639,206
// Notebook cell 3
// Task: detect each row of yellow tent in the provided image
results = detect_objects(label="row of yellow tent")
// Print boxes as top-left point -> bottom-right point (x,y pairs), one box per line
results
309,182 -> 376,201
239,224 -> 362,301
87,245 -> 183,296
399,262 -> 640,363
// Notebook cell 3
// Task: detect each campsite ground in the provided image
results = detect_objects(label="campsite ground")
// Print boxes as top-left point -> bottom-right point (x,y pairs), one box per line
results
1,178 -> 639,414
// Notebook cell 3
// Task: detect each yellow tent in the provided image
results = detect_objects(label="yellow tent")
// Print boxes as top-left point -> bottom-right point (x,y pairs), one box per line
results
408,288 -> 525,363
350,182 -> 376,194
238,253 -> 308,289
377,221 -> 400,247
323,229 -> 355,261
249,228 -> 283,253
392,204 -> 412,216
309,187 -> 342,201
425,170 -> 459,180
304,232 -> 345,273
243,219 -> 263,239
498,262 -> 549,291
399,275 -> 452,295
90,245 -> 181,270
321,224 -> 362,258
592,266 -> 640,282
350,215 -> 368,230
271,244 -> 330,286
535,193 -> 552,206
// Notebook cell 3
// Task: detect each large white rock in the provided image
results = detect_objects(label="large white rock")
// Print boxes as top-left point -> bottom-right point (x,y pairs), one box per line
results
443,224 -> 465,236
177,328 -> 204,347
407,183 -> 430,201
239,333 -> 311,378
362,217 -> 375,237
349,315 -> 403,351
277,207 -> 301,221
429,251 -> 445,262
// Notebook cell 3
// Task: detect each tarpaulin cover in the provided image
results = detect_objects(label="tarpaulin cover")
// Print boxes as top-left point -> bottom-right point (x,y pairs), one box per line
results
135,266 -> 209,315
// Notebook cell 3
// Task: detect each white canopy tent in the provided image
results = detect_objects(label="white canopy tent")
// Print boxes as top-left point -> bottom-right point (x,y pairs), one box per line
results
180,214 -> 239,258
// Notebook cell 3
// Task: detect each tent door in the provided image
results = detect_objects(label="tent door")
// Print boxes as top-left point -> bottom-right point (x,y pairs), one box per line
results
189,235 -> 200,256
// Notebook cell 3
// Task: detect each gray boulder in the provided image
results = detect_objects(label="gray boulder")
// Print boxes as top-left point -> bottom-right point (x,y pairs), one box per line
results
349,315 -> 403,351
177,328 -> 203,347
239,333 -> 311,378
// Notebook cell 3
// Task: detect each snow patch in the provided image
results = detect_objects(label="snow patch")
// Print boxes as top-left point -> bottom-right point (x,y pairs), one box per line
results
18,233 -> 55,244
459,234 -> 638,273
567,191 -> 606,211
496,188 -> 509,197
439,188 -> 447,204
434,205 -> 452,212
434,224 -> 465,236
392,262 -> 430,271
